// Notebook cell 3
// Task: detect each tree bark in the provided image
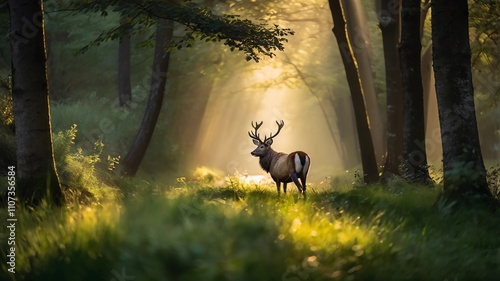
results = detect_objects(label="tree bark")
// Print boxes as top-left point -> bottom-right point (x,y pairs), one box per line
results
121,19 -> 173,176
398,0 -> 431,184
378,0 -> 404,179
329,0 -> 379,184
342,0 -> 386,168
9,0 -> 64,205
118,12 -> 132,107
431,0 -> 495,208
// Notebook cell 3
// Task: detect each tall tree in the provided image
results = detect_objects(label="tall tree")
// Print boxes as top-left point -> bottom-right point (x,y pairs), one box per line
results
342,0 -> 386,167
9,0 -> 64,205
399,0 -> 431,184
118,12 -> 132,107
329,0 -> 379,184
432,0 -> 496,208
121,19 -> 173,176
378,0 -> 404,178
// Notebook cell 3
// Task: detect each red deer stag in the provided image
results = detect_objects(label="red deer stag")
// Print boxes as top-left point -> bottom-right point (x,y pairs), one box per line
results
248,120 -> 310,198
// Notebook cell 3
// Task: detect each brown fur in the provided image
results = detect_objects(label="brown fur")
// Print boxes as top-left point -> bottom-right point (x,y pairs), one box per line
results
249,121 -> 310,197
251,144 -> 310,197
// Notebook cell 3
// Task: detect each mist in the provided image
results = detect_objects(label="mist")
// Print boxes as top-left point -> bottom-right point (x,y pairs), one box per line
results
170,2 -> 353,182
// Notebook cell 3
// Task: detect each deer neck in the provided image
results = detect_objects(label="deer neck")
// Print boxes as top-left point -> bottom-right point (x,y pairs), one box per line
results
259,148 -> 280,173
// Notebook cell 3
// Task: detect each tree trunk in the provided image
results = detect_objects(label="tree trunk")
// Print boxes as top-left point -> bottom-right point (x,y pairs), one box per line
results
118,13 -> 132,107
431,0 -> 495,208
9,0 -> 64,205
121,19 -> 173,176
398,0 -> 431,184
342,0 -> 386,168
378,0 -> 404,179
329,0 -> 379,184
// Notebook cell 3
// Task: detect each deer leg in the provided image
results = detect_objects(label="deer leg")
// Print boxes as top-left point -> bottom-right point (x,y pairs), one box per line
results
276,181 -> 281,196
291,172 -> 303,193
283,182 -> 287,194
300,175 -> 307,199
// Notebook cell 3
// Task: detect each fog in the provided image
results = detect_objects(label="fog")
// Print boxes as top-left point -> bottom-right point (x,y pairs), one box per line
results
190,72 -> 341,182
177,3 -> 352,182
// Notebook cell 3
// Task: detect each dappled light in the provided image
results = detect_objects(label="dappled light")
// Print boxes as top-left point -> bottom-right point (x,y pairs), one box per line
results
10,203 -> 122,278
278,202 -> 379,259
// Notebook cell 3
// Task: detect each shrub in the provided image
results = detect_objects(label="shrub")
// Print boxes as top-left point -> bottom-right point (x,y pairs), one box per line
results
53,125 -> 120,203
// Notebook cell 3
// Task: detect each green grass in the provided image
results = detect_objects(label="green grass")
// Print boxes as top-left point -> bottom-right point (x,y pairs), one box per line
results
1,179 -> 499,281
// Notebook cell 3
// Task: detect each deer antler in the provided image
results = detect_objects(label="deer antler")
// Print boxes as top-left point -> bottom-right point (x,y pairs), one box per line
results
264,120 -> 285,143
248,121 -> 264,143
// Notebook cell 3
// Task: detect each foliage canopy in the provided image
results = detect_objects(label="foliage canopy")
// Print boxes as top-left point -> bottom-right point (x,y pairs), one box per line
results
69,0 -> 295,62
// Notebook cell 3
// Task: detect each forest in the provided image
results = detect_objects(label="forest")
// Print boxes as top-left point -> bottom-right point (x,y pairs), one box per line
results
0,0 -> 499,280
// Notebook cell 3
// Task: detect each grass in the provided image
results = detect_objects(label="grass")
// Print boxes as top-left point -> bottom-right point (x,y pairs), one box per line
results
0,120 -> 499,281
1,177 -> 499,281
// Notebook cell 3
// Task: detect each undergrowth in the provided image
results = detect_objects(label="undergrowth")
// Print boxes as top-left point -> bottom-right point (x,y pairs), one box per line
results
50,98 -> 181,177
53,124 -> 121,204
1,177 -> 499,281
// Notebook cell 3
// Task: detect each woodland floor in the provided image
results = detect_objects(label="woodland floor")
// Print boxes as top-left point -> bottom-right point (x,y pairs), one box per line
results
1,175 -> 500,281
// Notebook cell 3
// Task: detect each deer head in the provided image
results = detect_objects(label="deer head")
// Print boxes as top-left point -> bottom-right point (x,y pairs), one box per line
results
248,120 -> 284,157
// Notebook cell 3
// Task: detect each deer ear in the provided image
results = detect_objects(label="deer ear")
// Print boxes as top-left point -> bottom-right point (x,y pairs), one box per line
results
252,139 -> 260,145
265,139 -> 273,145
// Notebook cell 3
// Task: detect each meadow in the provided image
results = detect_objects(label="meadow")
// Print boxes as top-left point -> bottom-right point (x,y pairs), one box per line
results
1,169 -> 500,281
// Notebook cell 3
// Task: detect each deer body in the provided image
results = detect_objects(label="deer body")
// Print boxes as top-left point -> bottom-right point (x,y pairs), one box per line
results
249,121 -> 310,197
